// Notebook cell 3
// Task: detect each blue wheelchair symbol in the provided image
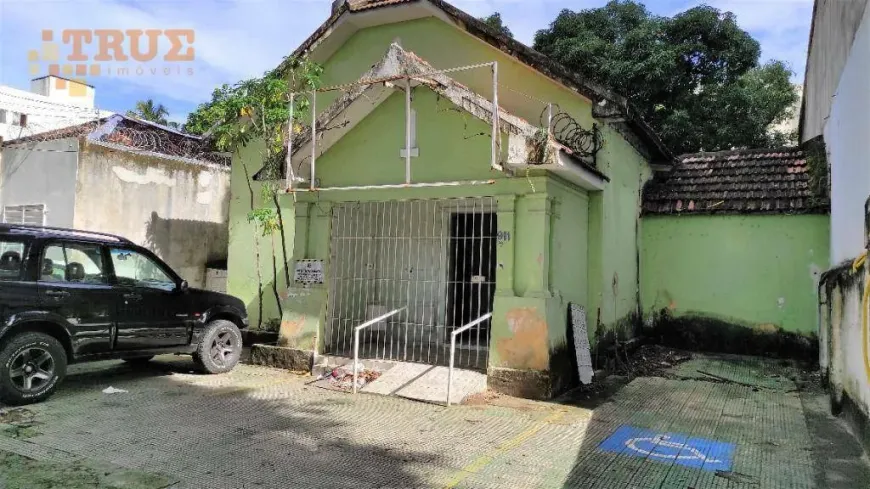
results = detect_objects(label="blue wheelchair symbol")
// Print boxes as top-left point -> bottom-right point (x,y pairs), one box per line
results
598,425 -> 735,471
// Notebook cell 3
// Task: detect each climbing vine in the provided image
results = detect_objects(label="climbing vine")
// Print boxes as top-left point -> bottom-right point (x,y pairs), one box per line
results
187,57 -> 323,329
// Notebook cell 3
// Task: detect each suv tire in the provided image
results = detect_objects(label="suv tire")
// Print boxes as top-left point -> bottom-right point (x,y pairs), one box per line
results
0,332 -> 67,405
192,320 -> 242,374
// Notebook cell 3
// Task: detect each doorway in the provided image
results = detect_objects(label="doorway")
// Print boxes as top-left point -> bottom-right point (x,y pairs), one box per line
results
446,212 -> 497,346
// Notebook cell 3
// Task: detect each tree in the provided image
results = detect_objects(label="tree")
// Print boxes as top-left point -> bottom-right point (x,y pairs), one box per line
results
480,13 -> 513,38
184,58 -> 323,330
533,1 -> 798,154
127,99 -> 170,126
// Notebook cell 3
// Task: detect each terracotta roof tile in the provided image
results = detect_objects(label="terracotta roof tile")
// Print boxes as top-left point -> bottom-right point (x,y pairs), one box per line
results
642,147 -> 829,215
349,0 -> 414,10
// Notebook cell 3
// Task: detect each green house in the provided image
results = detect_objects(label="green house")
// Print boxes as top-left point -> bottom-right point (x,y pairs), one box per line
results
228,0 -> 673,398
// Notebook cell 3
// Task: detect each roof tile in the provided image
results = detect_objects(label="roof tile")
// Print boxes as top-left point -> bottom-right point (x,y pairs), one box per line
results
642,147 -> 829,215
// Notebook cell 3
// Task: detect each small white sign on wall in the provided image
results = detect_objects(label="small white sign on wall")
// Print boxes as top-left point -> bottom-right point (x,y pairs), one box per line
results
294,259 -> 324,285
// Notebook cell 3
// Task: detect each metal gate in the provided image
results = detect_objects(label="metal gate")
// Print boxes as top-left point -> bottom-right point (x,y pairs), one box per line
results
326,198 -> 497,370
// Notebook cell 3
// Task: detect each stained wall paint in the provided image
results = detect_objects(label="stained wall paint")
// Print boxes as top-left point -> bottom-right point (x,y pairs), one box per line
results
820,271 -> 870,446
227,15 -> 653,380
642,214 -> 830,334
312,16 -> 652,335
75,142 -> 230,288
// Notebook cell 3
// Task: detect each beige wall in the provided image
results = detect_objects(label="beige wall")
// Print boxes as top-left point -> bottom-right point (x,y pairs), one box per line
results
74,140 -> 230,287
802,0 -> 868,142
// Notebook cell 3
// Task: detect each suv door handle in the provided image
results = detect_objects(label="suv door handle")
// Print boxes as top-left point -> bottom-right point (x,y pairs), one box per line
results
44,290 -> 70,298
123,293 -> 142,301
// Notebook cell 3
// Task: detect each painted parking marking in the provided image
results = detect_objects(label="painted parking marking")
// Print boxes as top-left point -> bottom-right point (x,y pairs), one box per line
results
598,425 -> 735,471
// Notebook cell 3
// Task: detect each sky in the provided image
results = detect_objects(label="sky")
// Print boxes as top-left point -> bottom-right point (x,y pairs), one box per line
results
0,0 -> 814,125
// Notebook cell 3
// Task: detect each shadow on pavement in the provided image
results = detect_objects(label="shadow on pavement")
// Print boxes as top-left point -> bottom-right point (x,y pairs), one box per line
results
554,354 -> 866,489
3,356 -> 441,489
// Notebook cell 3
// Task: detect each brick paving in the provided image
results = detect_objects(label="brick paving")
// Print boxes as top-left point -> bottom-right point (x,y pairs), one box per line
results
0,353 -> 866,488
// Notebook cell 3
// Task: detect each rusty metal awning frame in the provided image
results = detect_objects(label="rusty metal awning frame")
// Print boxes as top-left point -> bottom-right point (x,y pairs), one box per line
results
284,49 -> 501,193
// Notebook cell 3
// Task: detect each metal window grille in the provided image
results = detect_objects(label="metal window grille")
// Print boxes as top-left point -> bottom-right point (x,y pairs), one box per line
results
327,197 -> 497,370
3,204 -> 45,225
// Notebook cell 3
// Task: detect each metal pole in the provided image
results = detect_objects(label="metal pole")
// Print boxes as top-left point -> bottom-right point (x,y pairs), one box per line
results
447,332 -> 456,406
547,103 -> 553,135
353,328 -> 360,394
491,62 -> 502,172
310,91 -> 317,191
405,77 -> 412,184
285,93 -> 295,191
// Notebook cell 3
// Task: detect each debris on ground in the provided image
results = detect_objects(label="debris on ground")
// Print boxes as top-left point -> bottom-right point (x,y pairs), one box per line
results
463,389 -> 555,411
101,387 -> 128,394
0,408 -> 35,425
313,365 -> 382,392
618,344 -> 692,377
0,408 -> 41,440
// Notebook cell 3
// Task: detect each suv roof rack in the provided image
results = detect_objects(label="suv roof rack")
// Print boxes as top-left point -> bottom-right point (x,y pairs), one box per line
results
0,224 -> 134,244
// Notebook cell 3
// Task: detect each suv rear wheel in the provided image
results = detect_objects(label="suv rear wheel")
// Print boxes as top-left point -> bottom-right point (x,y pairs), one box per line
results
0,332 -> 67,405
192,320 -> 242,374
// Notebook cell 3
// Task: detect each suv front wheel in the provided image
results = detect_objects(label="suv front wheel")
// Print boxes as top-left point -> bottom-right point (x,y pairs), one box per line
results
0,332 -> 67,405
192,320 -> 242,374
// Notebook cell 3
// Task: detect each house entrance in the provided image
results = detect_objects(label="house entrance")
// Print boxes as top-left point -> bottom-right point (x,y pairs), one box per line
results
447,212 -> 496,347
326,198 -> 496,370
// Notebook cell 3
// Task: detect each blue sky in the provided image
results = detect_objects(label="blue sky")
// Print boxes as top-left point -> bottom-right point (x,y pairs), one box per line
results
0,0 -> 813,124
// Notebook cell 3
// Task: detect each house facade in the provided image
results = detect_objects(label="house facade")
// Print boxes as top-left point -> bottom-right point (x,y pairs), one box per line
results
228,0 -> 671,398
1,114 -> 231,289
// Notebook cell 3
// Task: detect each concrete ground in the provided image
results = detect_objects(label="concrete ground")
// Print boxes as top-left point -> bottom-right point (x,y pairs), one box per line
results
0,353 -> 866,489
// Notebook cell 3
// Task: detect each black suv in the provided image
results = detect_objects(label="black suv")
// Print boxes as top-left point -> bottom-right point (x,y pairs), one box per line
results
0,224 -> 248,405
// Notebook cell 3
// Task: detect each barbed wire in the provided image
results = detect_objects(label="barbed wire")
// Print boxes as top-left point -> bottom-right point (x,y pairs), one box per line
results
4,117 -> 229,166
541,105 -> 603,159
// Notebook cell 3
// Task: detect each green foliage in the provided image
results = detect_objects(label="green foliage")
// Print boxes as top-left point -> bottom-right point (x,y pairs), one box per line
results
480,12 -> 513,38
184,58 -> 322,153
534,0 -> 798,154
127,99 -> 171,126
185,57 -> 322,203
247,207 -> 280,236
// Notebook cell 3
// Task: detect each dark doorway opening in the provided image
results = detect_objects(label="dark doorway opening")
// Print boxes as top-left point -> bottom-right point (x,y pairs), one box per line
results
447,212 -> 497,345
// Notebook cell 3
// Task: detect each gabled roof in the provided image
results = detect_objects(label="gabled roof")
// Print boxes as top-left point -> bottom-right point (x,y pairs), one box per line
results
642,147 -> 829,215
260,43 -> 608,189
283,0 -> 673,164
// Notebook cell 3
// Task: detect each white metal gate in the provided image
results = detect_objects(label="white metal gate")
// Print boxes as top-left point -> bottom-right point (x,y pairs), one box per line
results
327,198 -> 497,370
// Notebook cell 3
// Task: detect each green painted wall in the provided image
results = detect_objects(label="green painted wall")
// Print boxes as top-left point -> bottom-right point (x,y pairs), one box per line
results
641,214 -> 830,334
227,13 -> 654,384
546,177 -> 589,341
314,88 -> 505,186
227,140 -> 294,331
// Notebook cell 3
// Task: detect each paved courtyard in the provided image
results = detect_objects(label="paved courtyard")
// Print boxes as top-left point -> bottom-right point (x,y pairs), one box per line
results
0,352 -> 866,489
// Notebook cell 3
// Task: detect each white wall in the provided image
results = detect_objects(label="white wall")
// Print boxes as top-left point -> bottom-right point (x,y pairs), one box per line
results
826,6 -> 870,264
0,138 -> 79,227
0,83 -> 110,142
73,141 -> 231,287
802,0 -> 869,142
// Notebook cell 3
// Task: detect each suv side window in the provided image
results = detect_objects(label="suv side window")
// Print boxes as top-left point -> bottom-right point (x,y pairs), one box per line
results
41,242 -> 108,284
109,248 -> 176,292
0,239 -> 28,281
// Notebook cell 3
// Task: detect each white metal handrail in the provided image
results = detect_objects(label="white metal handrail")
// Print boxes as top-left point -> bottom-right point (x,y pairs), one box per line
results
353,307 -> 406,394
447,313 -> 493,406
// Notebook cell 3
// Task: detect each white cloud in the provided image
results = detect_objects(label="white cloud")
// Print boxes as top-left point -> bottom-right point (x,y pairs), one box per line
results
0,0 -> 813,118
